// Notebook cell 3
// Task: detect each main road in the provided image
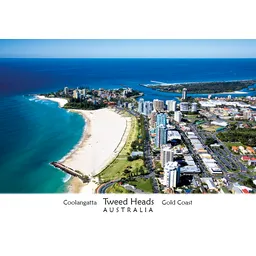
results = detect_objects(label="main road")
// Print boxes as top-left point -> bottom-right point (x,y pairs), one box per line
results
96,181 -> 118,194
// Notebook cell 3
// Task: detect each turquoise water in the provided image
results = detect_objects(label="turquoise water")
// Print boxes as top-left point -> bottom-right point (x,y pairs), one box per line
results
0,95 -> 85,193
1,58 -> 256,193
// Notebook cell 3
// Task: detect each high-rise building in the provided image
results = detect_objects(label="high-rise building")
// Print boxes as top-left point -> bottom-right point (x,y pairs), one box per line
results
180,102 -> 189,112
166,100 -> 171,110
81,89 -> 86,97
156,113 -> 167,127
243,110 -> 252,120
64,87 -> 69,95
153,99 -> 165,111
149,101 -> 154,113
155,124 -> 167,148
143,101 -> 153,115
73,89 -> 80,99
227,95 -> 232,100
123,89 -> 128,97
164,161 -> 180,188
166,100 -> 177,112
182,88 -> 187,100
191,103 -> 198,113
174,111 -> 182,123
138,98 -> 144,114
160,145 -> 174,168
150,110 -> 157,128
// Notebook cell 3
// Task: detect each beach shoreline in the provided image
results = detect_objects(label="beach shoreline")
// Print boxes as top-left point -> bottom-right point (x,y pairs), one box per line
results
65,108 -> 131,194
36,95 -> 68,107
36,95 -> 131,194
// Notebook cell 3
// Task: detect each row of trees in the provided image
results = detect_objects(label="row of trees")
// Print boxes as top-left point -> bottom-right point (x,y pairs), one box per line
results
127,155 -> 144,161
242,178 -> 256,189
217,129 -> 256,147
63,98 -> 107,110
130,115 -> 146,152
131,140 -> 143,151
205,137 -> 217,146
122,166 -> 148,178
125,90 -> 141,98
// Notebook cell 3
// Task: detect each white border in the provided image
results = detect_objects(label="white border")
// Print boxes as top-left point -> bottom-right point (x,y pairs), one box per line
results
1,1 -> 256,255
0,0 -> 255,39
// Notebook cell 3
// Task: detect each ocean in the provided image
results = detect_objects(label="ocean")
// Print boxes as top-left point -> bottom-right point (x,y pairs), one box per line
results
1,58 -> 256,193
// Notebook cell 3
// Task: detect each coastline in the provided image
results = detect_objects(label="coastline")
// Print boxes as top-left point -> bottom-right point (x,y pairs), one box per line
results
36,95 -> 68,107
65,108 -> 131,193
143,78 -> 256,86
142,79 -> 256,95
36,95 -> 131,194
211,91 -> 248,95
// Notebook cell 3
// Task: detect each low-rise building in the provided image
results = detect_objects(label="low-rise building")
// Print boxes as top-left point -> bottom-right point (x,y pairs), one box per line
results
248,160 -> 256,166
180,102 -> 189,112
131,151 -> 144,157
201,178 -> 218,192
239,146 -> 247,155
211,120 -> 228,127
167,130 -> 181,142
232,146 -> 239,153
247,146 -> 255,154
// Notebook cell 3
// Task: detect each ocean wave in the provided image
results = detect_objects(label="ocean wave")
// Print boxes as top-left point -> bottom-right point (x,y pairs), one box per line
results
59,121 -> 87,163
151,80 -> 168,84
29,96 -> 53,105
62,173 -> 72,183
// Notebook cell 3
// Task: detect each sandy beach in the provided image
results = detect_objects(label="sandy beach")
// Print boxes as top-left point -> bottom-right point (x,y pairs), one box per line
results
64,108 -> 131,193
36,95 -> 68,107
212,91 -> 248,95
37,96 -> 131,193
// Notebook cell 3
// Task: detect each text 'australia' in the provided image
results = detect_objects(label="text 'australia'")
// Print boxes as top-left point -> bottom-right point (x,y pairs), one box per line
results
102,197 -> 154,213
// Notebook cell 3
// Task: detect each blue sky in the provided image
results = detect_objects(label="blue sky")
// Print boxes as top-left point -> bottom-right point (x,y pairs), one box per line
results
0,39 -> 256,58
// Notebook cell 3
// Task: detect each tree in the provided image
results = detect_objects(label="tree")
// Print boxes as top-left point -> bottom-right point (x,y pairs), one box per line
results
205,138 -> 217,146
127,156 -> 133,161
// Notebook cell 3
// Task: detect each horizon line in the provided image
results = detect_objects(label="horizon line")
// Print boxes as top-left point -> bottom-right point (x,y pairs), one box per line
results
1,57 -> 256,59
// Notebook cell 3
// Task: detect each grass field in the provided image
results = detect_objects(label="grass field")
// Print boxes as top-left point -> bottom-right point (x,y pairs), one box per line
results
201,125 -> 221,132
221,187 -> 231,194
224,142 -> 244,151
106,183 -> 133,193
98,113 -> 146,182
128,178 -> 154,193
224,142 -> 244,147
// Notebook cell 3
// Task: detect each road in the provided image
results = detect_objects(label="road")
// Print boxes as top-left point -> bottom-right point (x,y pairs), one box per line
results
175,124 -> 207,175
96,181 -> 118,194
142,115 -> 159,193
189,123 -> 251,186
